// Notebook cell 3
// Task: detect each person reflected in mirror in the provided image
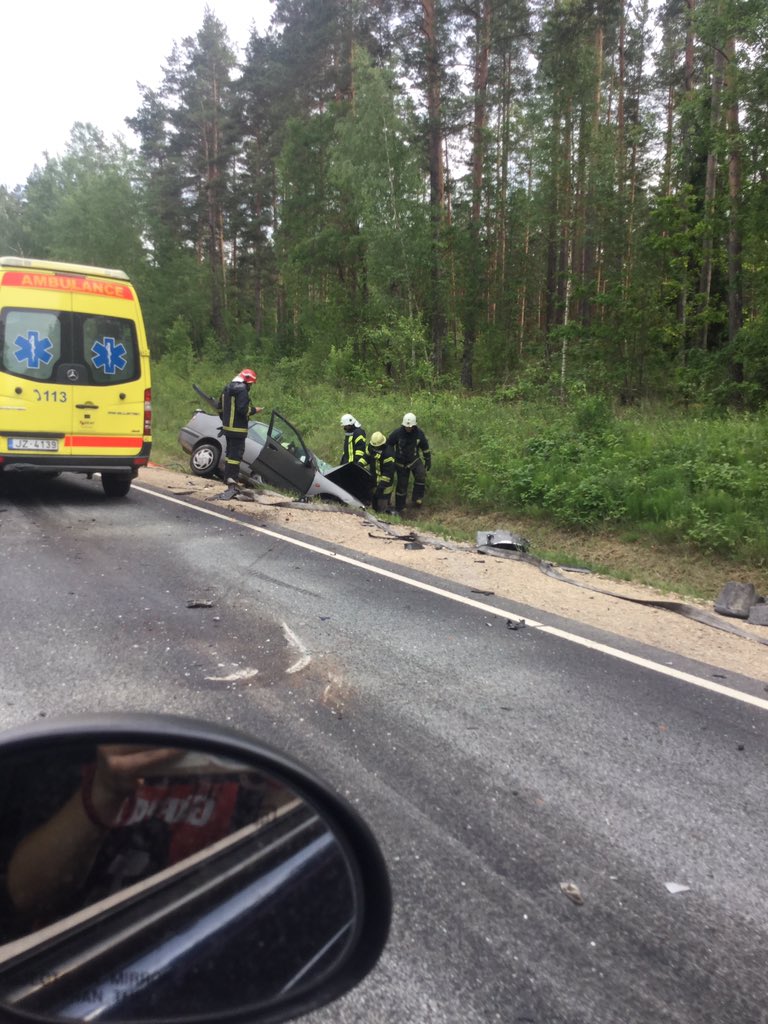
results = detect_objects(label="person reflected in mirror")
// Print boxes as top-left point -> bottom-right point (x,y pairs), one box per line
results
364,431 -> 396,514
339,413 -> 367,468
219,368 -> 264,485
1,745 -> 290,931
387,412 -> 431,512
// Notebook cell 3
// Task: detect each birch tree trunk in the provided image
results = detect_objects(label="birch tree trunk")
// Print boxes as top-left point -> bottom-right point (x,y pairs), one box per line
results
461,0 -> 491,388
422,0 -> 447,374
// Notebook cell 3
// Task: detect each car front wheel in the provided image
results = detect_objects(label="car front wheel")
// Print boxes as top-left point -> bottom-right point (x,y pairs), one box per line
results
190,441 -> 221,477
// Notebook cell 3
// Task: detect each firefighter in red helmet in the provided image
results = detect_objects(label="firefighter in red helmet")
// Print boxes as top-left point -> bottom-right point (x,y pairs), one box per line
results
219,369 -> 262,485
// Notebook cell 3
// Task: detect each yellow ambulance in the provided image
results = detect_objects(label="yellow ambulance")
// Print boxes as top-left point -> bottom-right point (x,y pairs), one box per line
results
0,257 -> 151,496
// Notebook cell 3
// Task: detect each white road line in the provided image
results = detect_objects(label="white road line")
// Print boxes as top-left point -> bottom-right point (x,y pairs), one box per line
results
136,485 -> 768,712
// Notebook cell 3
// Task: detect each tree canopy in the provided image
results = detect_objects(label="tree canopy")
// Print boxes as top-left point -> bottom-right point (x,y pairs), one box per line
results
2,0 -> 768,407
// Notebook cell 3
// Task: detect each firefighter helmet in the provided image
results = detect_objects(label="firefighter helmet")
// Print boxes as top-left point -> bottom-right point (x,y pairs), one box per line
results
240,368 -> 257,384
370,431 -> 387,447
340,413 -> 356,427
402,412 -> 417,427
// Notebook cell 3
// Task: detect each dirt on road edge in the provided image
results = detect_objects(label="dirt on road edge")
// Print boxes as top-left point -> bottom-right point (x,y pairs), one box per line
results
139,465 -> 768,686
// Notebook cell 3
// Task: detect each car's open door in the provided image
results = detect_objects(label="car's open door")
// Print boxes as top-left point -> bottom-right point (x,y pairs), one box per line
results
253,411 -> 316,496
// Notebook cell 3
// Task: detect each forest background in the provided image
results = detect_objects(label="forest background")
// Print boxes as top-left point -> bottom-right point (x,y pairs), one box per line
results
1,0 -> 766,597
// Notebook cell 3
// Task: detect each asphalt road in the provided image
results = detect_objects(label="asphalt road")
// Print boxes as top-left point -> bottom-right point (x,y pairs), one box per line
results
1,472 -> 766,1024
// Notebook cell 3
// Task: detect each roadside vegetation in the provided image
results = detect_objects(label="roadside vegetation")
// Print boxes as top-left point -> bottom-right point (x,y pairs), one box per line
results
153,355 -> 768,602
3,3 -> 767,603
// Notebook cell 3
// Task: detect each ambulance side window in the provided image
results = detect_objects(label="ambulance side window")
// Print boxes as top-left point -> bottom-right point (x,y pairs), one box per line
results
1,308 -> 63,381
81,315 -> 139,384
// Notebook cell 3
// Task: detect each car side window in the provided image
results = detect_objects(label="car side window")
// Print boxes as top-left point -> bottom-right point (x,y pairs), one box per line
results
269,413 -> 310,464
247,422 -> 269,445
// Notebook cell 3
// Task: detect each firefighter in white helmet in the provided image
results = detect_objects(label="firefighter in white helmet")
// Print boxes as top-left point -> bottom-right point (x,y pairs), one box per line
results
339,413 -> 367,468
387,412 -> 431,512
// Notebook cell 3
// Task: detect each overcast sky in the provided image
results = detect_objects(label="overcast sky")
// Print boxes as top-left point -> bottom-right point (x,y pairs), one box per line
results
2,1 -> 274,191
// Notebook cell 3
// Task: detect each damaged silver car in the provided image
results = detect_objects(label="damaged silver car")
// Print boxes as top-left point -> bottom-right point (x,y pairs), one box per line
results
178,387 -> 370,508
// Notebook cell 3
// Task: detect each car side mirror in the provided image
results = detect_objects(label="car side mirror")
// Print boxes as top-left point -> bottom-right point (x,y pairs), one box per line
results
0,714 -> 390,1024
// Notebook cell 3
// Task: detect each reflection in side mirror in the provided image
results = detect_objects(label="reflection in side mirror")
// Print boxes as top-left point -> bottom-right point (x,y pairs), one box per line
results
0,716 -> 390,1024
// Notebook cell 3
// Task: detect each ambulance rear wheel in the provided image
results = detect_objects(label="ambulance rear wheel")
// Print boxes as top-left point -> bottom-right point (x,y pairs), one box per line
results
101,473 -> 132,498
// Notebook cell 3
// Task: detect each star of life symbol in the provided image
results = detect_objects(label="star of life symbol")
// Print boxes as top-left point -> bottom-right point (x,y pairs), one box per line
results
14,330 -> 53,370
91,336 -> 127,375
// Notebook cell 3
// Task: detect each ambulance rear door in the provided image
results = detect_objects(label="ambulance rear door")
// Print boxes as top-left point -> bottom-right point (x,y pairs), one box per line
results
0,278 -> 74,457
67,288 -> 146,461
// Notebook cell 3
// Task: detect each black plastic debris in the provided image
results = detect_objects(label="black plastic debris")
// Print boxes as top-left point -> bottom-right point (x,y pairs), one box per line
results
187,600 -> 214,609
213,485 -> 256,502
404,541 -> 425,550
476,530 -> 530,552
506,618 -> 526,631
214,486 -> 239,501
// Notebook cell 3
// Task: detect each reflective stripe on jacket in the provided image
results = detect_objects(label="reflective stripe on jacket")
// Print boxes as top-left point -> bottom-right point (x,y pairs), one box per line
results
365,444 -> 395,487
220,380 -> 251,434
342,427 -> 368,466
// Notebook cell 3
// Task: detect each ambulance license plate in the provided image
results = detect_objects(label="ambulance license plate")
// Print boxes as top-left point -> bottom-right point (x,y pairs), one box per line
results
8,438 -> 59,451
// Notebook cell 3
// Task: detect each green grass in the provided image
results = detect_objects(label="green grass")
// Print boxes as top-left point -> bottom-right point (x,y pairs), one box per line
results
150,355 -> 768,599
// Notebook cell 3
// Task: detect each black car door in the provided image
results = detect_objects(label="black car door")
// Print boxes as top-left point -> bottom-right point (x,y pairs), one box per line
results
253,412 -> 316,496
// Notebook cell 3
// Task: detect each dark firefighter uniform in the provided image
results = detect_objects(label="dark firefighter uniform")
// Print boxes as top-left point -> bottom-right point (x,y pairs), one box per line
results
219,370 -> 258,483
387,419 -> 431,511
340,417 -> 368,468
365,433 -> 396,512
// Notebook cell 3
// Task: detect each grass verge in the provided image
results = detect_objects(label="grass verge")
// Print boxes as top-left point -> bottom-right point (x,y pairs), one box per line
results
152,363 -> 768,603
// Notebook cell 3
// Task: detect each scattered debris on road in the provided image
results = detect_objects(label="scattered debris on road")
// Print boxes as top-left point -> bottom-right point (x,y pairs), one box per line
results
714,581 -> 761,619
204,667 -> 260,683
560,881 -> 585,905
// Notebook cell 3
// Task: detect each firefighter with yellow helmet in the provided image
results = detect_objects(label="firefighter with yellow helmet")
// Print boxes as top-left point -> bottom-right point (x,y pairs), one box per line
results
365,431 -> 396,513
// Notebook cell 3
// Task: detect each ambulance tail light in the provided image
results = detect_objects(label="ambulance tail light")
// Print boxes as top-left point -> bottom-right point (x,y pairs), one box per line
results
144,389 -> 152,436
